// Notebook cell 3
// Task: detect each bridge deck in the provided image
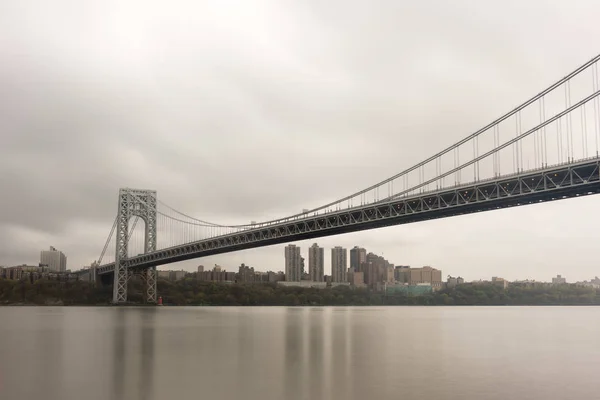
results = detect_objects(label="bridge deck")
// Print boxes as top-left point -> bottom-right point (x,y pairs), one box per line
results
94,157 -> 600,274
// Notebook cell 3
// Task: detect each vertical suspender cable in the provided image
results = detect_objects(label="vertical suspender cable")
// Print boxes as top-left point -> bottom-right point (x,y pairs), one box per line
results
582,103 -> 588,158
519,112 -> 524,170
513,118 -> 516,172
472,139 -> 476,180
558,114 -> 563,163
494,125 -> 499,176
567,80 -> 574,160
542,96 -> 548,166
564,82 -> 570,161
534,103 -> 539,167
594,62 -> 600,156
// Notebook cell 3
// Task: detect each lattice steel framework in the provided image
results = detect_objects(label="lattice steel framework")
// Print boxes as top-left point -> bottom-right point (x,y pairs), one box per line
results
94,158 -> 600,276
82,53 -> 600,289
113,188 -> 157,304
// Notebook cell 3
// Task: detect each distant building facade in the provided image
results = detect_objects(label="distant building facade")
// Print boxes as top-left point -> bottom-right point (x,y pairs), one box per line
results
158,270 -> 186,281
40,246 -> 67,272
395,266 -> 442,289
238,263 -> 256,283
575,276 -> 600,288
347,270 -> 365,287
1,264 -> 76,281
492,276 -> 509,289
395,266 -> 410,282
362,253 -> 393,288
331,246 -> 347,283
278,281 -> 328,289
285,245 -> 303,282
197,265 -> 236,282
350,246 -> 367,272
386,284 -> 433,296
308,243 -> 324,282
552,275 -> 567,285
267,271 -> 285,283
447,276 -> 465,288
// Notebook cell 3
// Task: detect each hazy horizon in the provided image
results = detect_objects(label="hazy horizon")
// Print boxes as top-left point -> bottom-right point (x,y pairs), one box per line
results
2,0 -> 600,282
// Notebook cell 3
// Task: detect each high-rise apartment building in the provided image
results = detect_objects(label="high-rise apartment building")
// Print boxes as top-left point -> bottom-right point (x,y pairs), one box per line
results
364,252 -> 392,283
285,245 -> 302,282
350,246 -> 367,272
308,243 -> 324,282
331,246 -> 347,283
363,261 -> 378,285
40,246 -> 67,272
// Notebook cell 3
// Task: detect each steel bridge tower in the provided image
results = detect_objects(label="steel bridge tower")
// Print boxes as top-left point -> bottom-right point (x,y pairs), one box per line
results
113,188 -> 158,304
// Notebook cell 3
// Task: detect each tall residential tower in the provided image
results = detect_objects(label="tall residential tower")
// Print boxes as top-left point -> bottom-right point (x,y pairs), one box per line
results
285,245 -> 302,281
350,246 -> 367,272
308,243 -> 324,282
331,247 -> 347,283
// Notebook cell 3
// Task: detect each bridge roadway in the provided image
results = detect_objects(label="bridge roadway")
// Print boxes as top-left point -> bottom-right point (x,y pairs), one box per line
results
93,157 -> 600,275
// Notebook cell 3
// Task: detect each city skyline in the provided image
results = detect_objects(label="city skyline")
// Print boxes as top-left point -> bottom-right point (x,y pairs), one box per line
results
1,231 -> 598,283
2,1 -> 600,282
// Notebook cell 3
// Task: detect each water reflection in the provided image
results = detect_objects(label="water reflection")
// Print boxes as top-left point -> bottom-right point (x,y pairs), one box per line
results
112,309 -> 125,400
37,309 -> 65,399
1,307 -> 599,400
283,308 -> 354,400
138,308 -> 156,400
284,309 -> 308,399
111,308 -> 157,400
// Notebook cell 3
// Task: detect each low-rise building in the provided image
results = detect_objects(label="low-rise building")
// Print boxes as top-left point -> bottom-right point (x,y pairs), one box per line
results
575,277 -> 600,288
347,270 -> 365,288
491,277 -> 509,289
198,265 -> 236,282
447,276 -> 465,288
237,263 -> 256,283
396,266 -> 443,290
278,281 -> 328,289
552,275 -> 567,285
171,270 -> 186,281
157,270 -> 170,280
267,271 -> 285,283
0,264 -> 77,282
385,283 -> 433,296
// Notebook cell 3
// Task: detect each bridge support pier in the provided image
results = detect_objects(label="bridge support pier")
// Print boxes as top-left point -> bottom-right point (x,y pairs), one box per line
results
113,188 -> 157,304
139,267 -> 157,304
90,265 -> 99,284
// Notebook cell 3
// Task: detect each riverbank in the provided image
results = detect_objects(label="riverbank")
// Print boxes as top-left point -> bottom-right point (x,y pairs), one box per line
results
1,278 -> 599,306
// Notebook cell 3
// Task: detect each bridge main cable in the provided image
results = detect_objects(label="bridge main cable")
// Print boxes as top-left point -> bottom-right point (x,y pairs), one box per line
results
302,53 -> 600,212
159,54 -> 600,228
383,88 -> 600,201
98,215 -> 117,265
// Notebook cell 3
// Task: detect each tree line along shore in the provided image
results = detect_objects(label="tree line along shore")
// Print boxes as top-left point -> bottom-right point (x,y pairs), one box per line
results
1,277 -> 599,306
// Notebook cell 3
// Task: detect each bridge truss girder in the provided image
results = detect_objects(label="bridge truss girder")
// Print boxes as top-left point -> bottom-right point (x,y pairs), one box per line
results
95,158 -> 600,276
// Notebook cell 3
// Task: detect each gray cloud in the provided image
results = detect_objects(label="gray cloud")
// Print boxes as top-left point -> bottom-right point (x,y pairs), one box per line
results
1,0 -> 600,282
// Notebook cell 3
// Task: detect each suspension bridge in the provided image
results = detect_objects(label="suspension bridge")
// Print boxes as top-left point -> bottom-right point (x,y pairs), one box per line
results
84,54 -> 600,304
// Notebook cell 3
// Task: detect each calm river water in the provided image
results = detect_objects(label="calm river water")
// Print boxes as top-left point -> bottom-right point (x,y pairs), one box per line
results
0,306 -> 598,400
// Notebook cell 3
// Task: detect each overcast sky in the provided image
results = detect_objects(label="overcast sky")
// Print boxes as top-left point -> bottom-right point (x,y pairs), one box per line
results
1,0 -> 599,282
